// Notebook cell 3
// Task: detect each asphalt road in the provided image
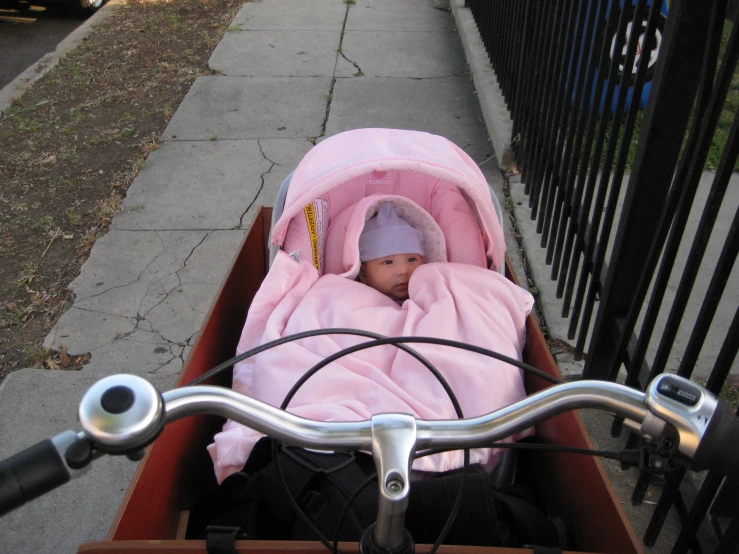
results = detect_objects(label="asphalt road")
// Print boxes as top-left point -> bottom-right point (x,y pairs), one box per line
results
0,2 -> 83,90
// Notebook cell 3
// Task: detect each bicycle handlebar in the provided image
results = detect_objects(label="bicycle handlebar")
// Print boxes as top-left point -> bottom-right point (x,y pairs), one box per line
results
1,372 -> 736,545
155,379 -> 648,451
0,431 -> 88,517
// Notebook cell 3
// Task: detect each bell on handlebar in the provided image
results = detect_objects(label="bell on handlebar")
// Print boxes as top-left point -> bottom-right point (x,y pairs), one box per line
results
78,375 -> 165,454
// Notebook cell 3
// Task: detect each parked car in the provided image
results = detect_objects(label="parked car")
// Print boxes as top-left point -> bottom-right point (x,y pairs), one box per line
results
0,0 -> 105,17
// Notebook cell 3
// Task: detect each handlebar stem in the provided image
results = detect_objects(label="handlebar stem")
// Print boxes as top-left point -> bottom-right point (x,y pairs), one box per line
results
371,414 -> 417,551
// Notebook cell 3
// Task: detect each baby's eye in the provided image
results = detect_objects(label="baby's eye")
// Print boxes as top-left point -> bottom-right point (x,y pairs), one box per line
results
381,259 -> 393,265
407,257 -> 417,262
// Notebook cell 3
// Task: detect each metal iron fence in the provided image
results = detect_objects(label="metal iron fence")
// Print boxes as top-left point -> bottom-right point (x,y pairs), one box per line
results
468,0 -> 738,551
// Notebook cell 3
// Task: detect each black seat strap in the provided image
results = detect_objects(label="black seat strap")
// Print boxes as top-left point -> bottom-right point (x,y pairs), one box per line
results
206,525 -> 249,554
526,546 -> 562,554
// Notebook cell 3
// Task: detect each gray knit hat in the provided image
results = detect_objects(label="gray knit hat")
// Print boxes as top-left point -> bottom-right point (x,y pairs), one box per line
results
359,203 -> 424,262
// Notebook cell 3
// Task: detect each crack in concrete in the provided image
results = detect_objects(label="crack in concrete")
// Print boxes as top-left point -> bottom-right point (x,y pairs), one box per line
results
133,233 -> 211,345
148,354 -> 178,374
177,343 -> 187,366
237,140 -> 275,228
75,277 -> 140,304
48,307 -> 135,355
132,232 -> 208,322
181,232 -> 211,270
55,228 -> 217,365
179,287 -> 199,315
114,227 -> 233,232
136,233 -> 168,281
118,336 -> 170,346
74,234 -> 167,304
148,343 -> 188,374
79,232 -> 212,355
339,52 -> 363,76
69,305 -> 136,320
319,4 -> 350,137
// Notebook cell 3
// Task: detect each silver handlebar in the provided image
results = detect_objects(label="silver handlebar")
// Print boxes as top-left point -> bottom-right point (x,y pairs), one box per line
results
76,373 -> 717,551
157,379 -> 648,449
2,371 -> 729,545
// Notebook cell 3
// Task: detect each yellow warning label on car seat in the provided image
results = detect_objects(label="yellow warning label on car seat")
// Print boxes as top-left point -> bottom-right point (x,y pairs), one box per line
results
304,204 -> 319,270
303,199 -> 328,273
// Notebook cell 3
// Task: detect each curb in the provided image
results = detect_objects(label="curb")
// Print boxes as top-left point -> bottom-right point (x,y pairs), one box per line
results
449,0 -> 514,170
449,0 -> 573,354
0,0 -> 122,113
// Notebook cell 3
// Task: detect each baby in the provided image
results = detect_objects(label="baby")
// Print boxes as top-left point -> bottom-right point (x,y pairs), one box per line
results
358,203 -> 424,302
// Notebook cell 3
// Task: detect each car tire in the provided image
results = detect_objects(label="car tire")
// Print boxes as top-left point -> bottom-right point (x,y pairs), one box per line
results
66,0 -> 105,17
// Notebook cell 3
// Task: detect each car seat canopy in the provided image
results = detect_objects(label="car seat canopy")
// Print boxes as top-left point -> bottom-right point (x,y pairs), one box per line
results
271,129 -> 506,273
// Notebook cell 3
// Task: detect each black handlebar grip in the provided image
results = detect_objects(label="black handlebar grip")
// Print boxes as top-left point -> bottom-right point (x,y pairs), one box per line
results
691,400 -> 739,479
0,439 -> 70,517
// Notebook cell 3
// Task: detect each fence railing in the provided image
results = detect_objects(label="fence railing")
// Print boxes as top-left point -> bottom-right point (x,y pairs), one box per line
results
468,0 -> 739,551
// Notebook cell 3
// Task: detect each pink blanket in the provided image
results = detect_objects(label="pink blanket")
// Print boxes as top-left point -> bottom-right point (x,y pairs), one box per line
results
208,197 -> 534,483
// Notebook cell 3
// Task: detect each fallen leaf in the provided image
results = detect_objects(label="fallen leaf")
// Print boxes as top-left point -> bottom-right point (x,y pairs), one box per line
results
506,164 -> 520,176
41,155 -> 57,165
46,358 -> 61,370
63,233 -> 74,239
6,303 -> 16,311
60,344 -> 71,367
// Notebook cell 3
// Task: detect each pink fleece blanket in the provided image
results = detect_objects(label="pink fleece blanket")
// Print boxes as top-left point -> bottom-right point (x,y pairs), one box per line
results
208,197 -> 534,484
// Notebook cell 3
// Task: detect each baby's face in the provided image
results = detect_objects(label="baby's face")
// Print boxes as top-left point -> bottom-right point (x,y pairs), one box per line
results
359,253 -> 424,301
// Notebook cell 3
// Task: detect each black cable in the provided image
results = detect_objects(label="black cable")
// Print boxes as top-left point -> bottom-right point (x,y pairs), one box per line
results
416,441 -> 624,461
427,449 -> 469,554
190,328 -> 561,552
184,328 -> 564,387
329,449 -> 484,554
415,443 -> 686,474
186,329 -> 403,386
327,440 -> 685,553
272,335 -> 471,554
332,473 -> 378,554
278,335 -> 560,415
279,338 -> 464,414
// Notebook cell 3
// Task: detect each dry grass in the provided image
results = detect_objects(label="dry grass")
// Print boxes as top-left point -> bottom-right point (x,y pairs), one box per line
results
0,0 -> 245,381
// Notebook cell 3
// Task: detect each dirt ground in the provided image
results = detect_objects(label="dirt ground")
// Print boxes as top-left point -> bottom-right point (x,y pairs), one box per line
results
0,0 -> 244,382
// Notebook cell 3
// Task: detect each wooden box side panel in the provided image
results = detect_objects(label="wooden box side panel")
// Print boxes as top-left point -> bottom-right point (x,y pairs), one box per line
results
107,208 -> 270,540
507,260 -> 642,554
80,540 -> 531,554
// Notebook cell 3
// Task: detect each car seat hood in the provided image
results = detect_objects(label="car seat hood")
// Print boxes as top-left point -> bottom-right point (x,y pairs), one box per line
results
271,128 -> 506,271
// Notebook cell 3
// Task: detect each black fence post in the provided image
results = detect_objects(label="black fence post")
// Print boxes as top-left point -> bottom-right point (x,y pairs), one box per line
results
582,0 -> 714,379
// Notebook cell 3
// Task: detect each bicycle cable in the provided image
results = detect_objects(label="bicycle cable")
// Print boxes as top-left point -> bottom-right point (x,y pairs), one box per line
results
185,329 -> 569,552
272,334 -> 470,554
183,328 -> 563,387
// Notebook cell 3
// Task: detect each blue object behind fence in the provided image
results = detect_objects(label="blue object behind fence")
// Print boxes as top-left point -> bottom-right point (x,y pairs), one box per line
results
576,0 -> 669,115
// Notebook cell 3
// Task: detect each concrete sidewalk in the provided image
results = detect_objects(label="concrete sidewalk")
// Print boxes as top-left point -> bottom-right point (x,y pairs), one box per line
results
0,0 -> 686,552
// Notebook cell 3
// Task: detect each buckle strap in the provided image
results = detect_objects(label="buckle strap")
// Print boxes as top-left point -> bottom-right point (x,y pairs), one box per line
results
206,525 -> 249,554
